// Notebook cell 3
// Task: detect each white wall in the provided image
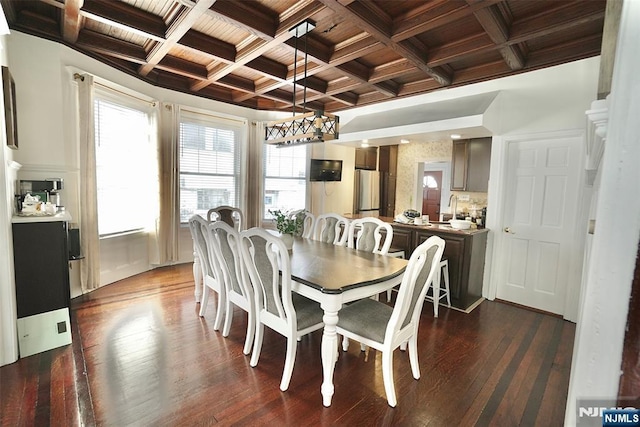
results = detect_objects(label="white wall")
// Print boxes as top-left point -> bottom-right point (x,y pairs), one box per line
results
566,1 -> 640,424
0,32 -> 19,366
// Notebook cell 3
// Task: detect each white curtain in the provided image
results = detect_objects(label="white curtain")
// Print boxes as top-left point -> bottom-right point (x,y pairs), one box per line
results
77,74 -> 101,291
153,102 -> 179,264
247,121 -> 265,228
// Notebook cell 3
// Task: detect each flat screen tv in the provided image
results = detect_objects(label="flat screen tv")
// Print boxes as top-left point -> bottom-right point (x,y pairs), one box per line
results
310,159 -> 343,182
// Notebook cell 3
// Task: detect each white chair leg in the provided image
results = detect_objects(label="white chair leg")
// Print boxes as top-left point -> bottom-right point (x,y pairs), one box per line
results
442,260 -> 451,307
280,336 -> 298,391
386,289 -> 392,302
199,286 -> 210,317
408,335 -> 420,379
213,288 -> 225,331
432,272 -> 440,318
222,297 -> 233,337
381,350 -> 397,407
250,323 -> 264,367
193,252 -> 202,303
360,342 -> 366,352
342,335 -> 349,351
400,341 -> 407,351
243,308 -> 255,356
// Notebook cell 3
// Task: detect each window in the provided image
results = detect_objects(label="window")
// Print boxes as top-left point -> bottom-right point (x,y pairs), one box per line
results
263,144 -> 307,218
94,90 -> 157,236
179,110 -> 244,223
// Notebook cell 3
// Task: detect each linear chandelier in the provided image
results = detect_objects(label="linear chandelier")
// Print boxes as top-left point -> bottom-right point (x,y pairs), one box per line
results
264,20 -> 339,147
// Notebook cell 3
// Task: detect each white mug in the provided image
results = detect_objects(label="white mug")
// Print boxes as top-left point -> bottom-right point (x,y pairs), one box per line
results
422,215 -> 429,224
414,217 -> 423,225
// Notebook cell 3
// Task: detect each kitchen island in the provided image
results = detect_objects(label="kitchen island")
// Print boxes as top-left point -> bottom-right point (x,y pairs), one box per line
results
349,215 -> 489,312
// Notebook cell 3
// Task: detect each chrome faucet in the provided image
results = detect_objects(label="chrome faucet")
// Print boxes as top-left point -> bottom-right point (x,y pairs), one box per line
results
448,194 -> 457,220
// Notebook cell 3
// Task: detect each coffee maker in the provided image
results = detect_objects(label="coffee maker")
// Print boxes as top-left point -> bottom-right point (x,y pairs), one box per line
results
17,179 -> 64,212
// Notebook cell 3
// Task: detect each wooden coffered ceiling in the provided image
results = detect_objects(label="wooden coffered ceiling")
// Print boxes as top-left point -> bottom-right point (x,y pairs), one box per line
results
1,0 -> 606,113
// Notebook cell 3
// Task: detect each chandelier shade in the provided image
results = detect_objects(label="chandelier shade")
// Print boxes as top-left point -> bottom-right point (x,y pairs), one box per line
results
264,20 -> 339,147
264,110 -> 339,146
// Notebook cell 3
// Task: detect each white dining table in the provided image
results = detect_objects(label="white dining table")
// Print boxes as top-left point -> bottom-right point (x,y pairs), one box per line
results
287,237 -> 408,406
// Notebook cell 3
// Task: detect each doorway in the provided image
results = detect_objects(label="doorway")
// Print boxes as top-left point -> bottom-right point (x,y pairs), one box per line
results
415,162 -> 451,221
422,171 -> 442,220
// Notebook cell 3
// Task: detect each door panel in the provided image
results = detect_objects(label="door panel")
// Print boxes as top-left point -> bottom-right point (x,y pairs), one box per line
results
422,171 -> 442,219
497,136 -> 581,315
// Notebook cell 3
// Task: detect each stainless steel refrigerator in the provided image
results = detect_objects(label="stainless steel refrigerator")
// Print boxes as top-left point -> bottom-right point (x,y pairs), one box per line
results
354,169 -> 380,214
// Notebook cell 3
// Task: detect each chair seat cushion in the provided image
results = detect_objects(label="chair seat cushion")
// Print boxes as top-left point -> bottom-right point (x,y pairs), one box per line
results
292,293 -> 324,331
337,298 -> 392,344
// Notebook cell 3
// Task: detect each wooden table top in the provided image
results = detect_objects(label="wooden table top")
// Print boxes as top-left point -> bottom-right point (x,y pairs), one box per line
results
288,238 -> 407,294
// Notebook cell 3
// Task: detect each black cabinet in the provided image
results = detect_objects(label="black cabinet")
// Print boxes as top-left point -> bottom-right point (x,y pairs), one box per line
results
379,145 -> 398,217
451,138 -> 492,192
13,221 -> 70,317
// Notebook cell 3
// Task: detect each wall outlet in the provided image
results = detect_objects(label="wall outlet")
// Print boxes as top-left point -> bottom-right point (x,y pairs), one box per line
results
458,194 -> 470,201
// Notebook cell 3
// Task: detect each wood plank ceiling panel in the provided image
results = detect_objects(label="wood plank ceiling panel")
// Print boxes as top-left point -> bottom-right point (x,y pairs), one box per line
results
1,0 -> 606,112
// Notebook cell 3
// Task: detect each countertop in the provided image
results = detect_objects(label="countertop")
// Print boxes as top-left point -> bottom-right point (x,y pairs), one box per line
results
347,214 -> 489,236
12,211 -> 72,223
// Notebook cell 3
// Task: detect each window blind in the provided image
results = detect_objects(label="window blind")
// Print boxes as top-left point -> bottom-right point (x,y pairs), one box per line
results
179,110 -> 243,223
94,93 -> 157,236
263,143 -> 307,218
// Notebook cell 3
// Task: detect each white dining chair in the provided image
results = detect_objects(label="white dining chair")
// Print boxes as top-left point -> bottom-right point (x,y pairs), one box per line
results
313,213 -> 350,246
188,215 -> 225,330
344,217 -> 394,351
239,227 -> 324,391
207,205 -> 244,231
347,217 -> 393,255
207,221 -> 255,355
336,235 -> 445,407
288,209 -> 315,238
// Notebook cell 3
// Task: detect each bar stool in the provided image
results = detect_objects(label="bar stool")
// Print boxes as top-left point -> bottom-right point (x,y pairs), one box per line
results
427,256 -> 450,318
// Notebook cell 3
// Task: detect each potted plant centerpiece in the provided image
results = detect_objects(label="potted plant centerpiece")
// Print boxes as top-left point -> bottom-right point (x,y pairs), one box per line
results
269,209 -> 305,251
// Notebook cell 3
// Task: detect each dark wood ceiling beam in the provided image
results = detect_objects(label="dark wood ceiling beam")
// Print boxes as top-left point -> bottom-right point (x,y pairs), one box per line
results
331,35 -> 383,65
471,3 -> 525,70
246,57 -> 289,81
62,0 -> 83,43
217,74 -> 256,94
76,29 -> 147,64
369,59 -> 415,83
14,9 -> 59,38
391,0 -> 503,41
209,0 -> 276,40
316,0 -> 452,86
179,30 -> 236,63
508,1 -> 605,43
155,55 -> 209,80
80,0 -> 166,42
139,0 -> 217,76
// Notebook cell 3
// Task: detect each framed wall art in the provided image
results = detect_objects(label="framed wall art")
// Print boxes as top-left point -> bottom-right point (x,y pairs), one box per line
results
2,66 -> 18,150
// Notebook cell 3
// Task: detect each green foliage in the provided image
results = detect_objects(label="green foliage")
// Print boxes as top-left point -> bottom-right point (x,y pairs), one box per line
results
268,209 -> 305,236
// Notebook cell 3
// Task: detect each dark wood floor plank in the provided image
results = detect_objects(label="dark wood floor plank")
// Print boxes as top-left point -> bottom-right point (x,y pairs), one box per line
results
0,263 -> 574,426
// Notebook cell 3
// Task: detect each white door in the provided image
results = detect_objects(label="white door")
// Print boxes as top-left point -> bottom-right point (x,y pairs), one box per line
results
496,135 -> 582,315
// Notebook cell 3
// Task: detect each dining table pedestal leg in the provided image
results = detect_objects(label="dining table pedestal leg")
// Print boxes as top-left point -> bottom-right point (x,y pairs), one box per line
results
320,299 -> 341,407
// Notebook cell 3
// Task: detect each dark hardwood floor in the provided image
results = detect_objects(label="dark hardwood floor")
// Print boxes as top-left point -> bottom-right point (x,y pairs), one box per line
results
1,263 -> 574,426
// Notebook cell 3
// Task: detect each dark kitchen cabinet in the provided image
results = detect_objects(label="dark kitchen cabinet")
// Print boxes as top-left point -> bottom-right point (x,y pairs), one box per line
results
451,138 -> 492,192
379,145 -> 398,217
355,147 -> 378,170
413,228 -> 487,310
